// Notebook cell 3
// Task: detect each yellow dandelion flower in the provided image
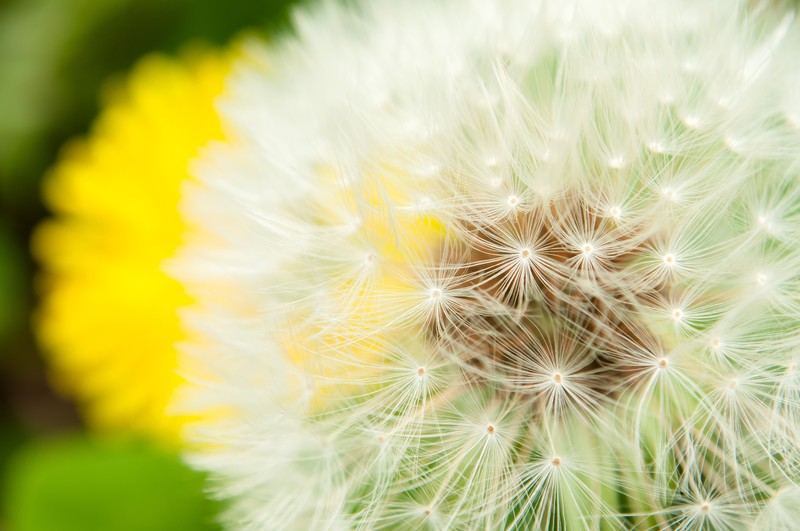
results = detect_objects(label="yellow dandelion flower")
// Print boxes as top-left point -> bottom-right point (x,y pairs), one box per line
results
33,47 -> 232,442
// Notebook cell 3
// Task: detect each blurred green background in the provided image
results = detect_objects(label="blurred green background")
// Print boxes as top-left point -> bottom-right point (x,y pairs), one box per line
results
0,0 -> 297,528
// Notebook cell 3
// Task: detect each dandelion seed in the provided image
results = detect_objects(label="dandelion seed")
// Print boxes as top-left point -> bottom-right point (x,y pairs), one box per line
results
608,156 -> 626,169
682,114 -> 702,129
419,164 -> 441,179
725,135 -> 744,153
682,58 -> 699,72
662,187 -> 679,202
756,214 -> 775,234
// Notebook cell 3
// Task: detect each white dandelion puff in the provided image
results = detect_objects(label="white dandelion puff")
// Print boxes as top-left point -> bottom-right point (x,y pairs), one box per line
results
169,0 -> 800,528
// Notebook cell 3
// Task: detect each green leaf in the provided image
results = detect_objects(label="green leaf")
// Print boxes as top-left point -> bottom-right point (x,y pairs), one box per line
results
2,436 -> 221,531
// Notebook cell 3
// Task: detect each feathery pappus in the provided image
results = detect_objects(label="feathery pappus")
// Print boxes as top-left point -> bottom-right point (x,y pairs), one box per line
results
171,1 -> 800,528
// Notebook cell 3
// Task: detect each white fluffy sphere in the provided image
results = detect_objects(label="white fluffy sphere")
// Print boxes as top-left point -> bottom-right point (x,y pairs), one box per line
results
173,1 -> 800,529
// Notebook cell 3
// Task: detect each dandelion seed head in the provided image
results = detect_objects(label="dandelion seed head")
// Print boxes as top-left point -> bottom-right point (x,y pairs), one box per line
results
170,0 -> 800,527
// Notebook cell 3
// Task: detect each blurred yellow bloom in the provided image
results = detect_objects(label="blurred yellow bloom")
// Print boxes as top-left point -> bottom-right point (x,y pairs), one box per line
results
33,48 -> 232,442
